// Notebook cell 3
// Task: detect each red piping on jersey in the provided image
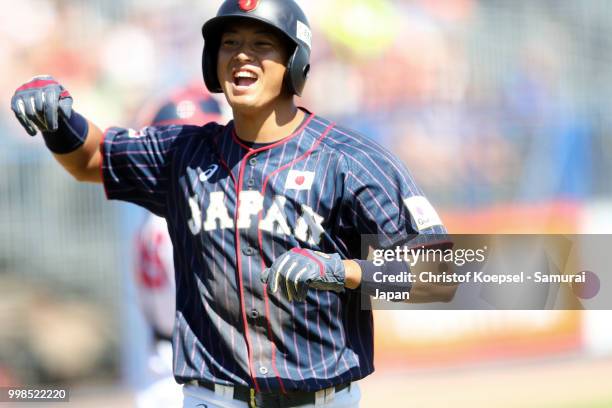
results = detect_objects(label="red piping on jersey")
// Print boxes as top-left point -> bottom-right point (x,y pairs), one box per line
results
99,128 -> 111,199
232,113 -> 319,394
210,134 -> 264,391
235,150 -> 268,392
291,248 -> 325,277
257,120 -> 335,269
230,112 -> 314,151
255,121 -> 335,391
262,284 -> 283,392
220,116 -> 327,393
229,116 -> 319,393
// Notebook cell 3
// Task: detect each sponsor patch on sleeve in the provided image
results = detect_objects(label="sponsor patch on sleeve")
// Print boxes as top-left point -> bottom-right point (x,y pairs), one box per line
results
128,128 -> 146,138
404,196 -> 443,231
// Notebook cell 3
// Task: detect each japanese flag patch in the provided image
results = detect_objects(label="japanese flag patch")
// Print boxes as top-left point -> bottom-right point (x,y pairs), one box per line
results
404,196 -> 443,231
285,170 -> 314,191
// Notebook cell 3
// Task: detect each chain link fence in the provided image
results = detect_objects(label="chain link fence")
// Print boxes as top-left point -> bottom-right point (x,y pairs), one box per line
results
0,146 -> 125,384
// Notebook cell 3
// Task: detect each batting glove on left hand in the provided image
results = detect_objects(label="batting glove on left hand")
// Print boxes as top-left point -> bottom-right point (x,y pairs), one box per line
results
10,75 -> 73,136
261,248 -> 345,302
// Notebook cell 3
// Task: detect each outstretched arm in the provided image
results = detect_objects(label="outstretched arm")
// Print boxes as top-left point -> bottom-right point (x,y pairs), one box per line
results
52,121 -> 104,183
10,75 -> 104,183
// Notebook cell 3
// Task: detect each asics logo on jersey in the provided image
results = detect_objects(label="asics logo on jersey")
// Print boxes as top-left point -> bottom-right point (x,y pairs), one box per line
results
187,190 -> 325,245
199,164 -> 219,182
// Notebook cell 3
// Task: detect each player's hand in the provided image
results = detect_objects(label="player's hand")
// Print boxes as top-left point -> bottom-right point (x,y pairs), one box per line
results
261,248 -> 345,302
10,75 -> 73,136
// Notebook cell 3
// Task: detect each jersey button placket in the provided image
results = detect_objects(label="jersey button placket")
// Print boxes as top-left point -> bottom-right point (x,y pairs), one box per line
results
240,150 -> 277,391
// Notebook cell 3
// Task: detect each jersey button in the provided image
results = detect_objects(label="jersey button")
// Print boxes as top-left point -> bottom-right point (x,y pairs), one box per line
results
250,309 -> 259,319
243,247 -> 255,256
249,158 -> 258,166
246,178 -> 255,187
259,366 -> 268,375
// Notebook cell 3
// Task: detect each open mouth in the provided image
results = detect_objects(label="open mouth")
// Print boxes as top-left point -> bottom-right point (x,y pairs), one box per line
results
233,69 -> 258,88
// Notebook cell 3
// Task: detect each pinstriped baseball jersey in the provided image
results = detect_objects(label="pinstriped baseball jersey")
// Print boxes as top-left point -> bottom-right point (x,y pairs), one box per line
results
101,108 -> 446,392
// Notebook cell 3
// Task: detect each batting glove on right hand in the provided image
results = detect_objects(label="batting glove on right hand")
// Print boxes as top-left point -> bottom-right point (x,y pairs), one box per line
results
260,248 -> 346,302
10,75 -> 73,136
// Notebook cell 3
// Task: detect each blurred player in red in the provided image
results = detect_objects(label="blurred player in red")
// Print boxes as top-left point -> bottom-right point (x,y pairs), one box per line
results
133,83 -> 224,408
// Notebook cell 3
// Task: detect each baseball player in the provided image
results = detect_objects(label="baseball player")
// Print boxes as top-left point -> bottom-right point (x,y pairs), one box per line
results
133,85 -> 224,408
10,1 -> 454,407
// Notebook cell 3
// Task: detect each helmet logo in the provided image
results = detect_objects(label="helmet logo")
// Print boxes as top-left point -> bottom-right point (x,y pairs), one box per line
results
238,0 -> 259,12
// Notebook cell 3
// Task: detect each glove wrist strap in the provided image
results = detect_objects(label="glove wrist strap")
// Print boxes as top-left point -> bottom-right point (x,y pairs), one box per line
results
42,110 -> 88,154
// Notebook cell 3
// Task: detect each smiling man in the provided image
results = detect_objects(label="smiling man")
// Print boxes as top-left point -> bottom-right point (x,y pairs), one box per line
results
10,1 -> 453,407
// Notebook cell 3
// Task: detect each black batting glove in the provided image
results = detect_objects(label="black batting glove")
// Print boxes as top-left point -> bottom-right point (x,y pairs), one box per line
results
10,75 -> 73,136
261,248 -> 346,302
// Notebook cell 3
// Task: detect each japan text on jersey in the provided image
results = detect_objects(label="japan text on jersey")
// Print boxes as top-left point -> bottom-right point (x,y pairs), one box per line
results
101,109 -> 446,392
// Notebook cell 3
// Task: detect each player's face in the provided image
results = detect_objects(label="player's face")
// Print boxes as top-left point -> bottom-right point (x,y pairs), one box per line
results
217,21 -> 291,113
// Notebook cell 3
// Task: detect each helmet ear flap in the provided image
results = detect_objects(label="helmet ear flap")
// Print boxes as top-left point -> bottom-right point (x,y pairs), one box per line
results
203,40 -> 223,93
287,46 -> 309,97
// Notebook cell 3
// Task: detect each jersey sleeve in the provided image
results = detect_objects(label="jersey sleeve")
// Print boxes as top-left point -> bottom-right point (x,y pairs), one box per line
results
101,125 -> 184,217
342,145 -> 447,249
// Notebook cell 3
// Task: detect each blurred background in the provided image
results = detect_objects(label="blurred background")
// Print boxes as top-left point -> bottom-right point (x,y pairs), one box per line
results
1,0 -> 611,406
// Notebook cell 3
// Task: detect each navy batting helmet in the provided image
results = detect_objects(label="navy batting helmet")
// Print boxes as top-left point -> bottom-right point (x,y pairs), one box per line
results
145,84 -> 223,127
201,0 -> 312,96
